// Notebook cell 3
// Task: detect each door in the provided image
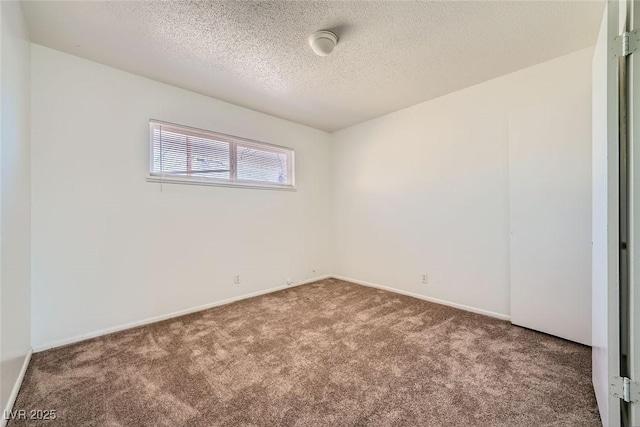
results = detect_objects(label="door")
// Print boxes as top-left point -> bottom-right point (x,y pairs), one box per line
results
592,1 -> 622,426
592,1 -> 640,426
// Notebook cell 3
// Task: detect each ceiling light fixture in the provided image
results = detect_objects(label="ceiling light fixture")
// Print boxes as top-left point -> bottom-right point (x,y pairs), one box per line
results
308,30 -> 338,57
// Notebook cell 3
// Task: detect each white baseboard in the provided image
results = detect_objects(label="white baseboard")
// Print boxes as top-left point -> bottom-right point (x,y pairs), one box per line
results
33,275 -> 331,353
331,275 -> 511,321
1,349 -> 33,427
33,273 -> 508,352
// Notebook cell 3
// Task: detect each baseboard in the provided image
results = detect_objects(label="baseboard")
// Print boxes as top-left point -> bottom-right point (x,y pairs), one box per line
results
33,273 -> 508,352
33,275 -> 331,353
1,349 -> 33,427
331,275 -> 511,321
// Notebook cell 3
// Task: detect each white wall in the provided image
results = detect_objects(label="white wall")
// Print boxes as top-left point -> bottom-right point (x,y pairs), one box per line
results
0,0 -> 32,417
508,56 -> 592,345
331,48 -> 593,327
31,45 -> 332,350
30,42 -> 595,349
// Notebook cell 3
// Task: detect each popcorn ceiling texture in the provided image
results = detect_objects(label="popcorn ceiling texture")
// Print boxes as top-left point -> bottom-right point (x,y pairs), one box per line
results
22,1 -> 604,132
10,279 -> 598,426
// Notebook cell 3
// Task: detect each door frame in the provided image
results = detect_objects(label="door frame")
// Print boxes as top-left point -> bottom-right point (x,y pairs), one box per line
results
628,0 -> 639,424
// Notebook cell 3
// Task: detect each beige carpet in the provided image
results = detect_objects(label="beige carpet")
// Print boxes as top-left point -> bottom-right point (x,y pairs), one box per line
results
10,279 -> 600,426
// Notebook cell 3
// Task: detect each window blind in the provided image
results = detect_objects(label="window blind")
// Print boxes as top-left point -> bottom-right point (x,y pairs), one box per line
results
237,143 -> 289,184
149,121 -> 295,189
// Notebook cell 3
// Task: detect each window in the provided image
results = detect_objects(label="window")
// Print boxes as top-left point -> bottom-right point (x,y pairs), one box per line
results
148,120 -> 295,190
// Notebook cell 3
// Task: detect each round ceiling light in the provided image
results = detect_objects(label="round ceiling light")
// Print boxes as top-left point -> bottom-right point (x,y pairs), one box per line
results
308,30 -> 338,57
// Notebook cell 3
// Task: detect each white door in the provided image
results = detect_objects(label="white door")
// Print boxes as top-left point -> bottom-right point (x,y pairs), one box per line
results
592,1 -> 620,426
592,1 -> 635,426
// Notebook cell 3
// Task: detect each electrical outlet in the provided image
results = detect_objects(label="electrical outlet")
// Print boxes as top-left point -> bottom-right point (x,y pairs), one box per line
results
421,274 -> 428,284
234,275 -> 240,284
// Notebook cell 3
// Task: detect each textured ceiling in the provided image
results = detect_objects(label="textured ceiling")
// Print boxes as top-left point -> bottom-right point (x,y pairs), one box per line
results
22,1 -> 604,132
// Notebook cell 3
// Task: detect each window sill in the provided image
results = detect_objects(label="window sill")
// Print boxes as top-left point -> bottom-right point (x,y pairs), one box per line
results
146,175 -> 297,191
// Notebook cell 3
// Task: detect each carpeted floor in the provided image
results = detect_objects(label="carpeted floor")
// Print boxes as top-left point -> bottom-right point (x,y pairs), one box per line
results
10,279 -> 600,426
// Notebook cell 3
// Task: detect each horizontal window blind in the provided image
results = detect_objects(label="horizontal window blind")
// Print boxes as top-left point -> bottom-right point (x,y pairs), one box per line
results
149,121 -> 295,189
237,143 -> 289,184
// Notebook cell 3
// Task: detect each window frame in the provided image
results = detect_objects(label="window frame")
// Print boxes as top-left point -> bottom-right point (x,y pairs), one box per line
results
147,120 -> 296,191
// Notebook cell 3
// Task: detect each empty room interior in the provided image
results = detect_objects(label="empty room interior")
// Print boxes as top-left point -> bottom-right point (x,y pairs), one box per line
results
2,0 -> 640,426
